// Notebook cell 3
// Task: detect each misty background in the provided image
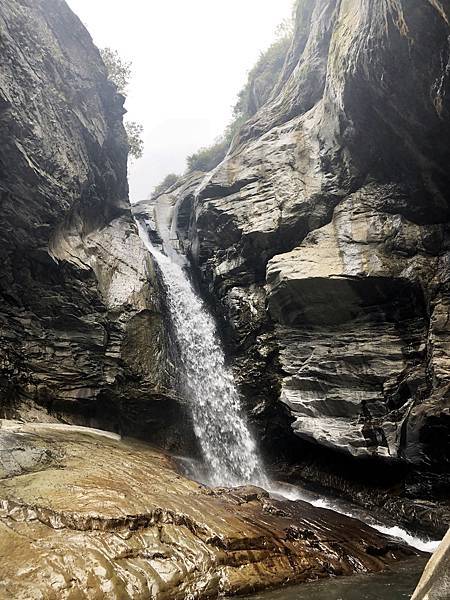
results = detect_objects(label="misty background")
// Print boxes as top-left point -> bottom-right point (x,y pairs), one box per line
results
66,0 -> 292,202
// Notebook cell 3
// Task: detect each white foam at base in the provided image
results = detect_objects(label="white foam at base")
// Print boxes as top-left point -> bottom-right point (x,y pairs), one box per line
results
370,525 -> 441,553
268,482 -> 441,553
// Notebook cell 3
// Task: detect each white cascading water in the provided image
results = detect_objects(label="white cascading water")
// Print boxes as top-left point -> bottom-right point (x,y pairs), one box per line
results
138,221 -> 267,488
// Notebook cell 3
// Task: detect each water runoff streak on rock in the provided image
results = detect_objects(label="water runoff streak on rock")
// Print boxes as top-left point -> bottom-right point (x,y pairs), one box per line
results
138,222 -> 268,488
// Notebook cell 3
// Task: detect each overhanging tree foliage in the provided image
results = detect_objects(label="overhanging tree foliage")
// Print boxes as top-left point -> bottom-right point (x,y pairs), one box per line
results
124,121 -> 144,161
100,47 -> 144,161
100,47 -> 131,95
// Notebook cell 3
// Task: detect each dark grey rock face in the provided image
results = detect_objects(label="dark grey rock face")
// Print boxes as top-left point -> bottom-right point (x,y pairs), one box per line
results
152,0 -> 450,514
0,0 -> 189,450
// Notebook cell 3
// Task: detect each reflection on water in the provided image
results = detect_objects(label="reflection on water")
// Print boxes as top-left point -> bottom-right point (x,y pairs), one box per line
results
241,558 -> 426,600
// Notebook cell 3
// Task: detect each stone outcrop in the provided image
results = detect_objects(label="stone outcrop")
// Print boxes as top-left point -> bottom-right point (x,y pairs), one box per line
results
0,420 -> 419,600
412,528 -> 450,600
142,0 -> 450,522
0,0 -> 189,449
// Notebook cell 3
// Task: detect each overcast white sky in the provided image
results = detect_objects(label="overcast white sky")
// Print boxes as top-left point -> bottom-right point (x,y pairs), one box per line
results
66,0 -> 292,202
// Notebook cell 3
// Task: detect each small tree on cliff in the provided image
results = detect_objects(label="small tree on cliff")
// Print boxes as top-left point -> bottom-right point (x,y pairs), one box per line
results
151,173 -> 180,199
124,121 -> 144,160
100,47 -> 143,161
100,47 -> 131,95
185,15 -> 294,173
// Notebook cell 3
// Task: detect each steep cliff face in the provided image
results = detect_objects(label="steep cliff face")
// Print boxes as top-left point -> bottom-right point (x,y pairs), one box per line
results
0,0 -> 186,448
148,0 -> 450,509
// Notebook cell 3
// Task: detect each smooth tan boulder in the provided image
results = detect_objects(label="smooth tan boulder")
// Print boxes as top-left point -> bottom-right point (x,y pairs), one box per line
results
412,529 -> 450,600
0,420 -> 418,599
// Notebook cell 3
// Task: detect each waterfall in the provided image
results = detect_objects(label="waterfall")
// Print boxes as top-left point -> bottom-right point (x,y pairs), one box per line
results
138,221 -> 267,488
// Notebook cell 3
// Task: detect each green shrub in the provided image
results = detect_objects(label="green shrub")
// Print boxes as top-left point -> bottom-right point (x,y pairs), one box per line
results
100,47 -> 144,161
186,137 -> 229,173
185,19 -> 292,173
151,173 -> 180,198
125,121 -> 144,160
233,35 -> 292,120
100,47 -> 131,95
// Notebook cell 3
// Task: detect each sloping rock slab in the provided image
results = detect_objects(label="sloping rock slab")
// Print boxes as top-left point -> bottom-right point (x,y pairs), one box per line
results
0,420 -> 418,599
412,528 -> 450,600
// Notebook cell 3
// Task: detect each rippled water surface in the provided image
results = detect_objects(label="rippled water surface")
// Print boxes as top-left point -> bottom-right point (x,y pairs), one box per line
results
241,559 -> 426,600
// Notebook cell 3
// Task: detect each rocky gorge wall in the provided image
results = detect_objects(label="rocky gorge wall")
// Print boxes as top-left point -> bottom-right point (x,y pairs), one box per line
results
0,0 -> 448,542
0,0 -> 190,450
0,2 -> 447,596
135,0 -> 450,531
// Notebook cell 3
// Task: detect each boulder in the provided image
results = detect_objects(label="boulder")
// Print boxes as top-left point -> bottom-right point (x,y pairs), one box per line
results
0,420 -> 419,599
412,529 -> 450,600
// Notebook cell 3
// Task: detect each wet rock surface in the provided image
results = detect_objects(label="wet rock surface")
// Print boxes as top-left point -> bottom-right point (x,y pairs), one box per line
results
0,0 -> 448,595
0,0 -> 188,449
0,421 -> 419,600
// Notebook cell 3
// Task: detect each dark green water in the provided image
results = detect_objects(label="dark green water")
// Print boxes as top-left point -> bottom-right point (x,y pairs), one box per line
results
241,558 -> 426,600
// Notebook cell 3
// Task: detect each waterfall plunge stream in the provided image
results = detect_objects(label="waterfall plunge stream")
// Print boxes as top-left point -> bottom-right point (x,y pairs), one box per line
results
138,222 -> 268,488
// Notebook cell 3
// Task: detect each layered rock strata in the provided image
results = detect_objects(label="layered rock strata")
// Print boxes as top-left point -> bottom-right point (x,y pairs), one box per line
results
0,420 -> 418,600
0,0 -> 187,449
